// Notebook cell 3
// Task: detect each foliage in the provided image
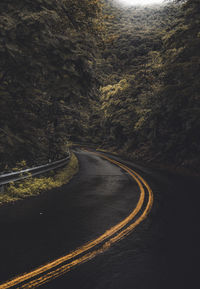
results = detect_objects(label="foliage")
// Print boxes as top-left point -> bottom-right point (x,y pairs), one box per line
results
0,0 -> 101,170
0,0 -> 199,174
0,152 -> 78,205
147,0 -> 200,168
98,0 -> 200,172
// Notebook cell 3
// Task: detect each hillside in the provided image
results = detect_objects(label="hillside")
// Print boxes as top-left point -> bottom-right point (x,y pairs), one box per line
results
0,0 -> 101,170
0,0 -> 199,174
98,0 -> 200,173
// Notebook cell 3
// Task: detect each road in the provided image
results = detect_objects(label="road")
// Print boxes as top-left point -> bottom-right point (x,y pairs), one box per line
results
0,149 -> 199,289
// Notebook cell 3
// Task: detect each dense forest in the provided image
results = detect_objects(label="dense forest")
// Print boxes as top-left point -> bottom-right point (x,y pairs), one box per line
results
0,0 -> 102,169
98,0 -> 200,173
0,0 -> 199,173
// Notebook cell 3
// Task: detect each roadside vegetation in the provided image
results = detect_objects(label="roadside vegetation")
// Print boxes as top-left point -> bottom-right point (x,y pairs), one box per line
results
0,0 -> 199,176
0,0 -> 102,170
97,0 -> 200,173
0,153 -> 79,205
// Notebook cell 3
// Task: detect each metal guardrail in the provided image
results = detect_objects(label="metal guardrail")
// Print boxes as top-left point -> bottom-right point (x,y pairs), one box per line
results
0,151 -> 71,191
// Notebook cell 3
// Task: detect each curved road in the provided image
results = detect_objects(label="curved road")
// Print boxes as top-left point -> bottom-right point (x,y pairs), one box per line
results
0,149 -> 199,288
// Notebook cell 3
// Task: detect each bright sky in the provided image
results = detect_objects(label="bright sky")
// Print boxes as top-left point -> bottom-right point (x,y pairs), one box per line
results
115,0 -> 164,6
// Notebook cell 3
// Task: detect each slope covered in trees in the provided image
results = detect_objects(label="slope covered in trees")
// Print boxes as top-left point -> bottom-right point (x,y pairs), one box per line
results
99,0 -> 200,173
142,0 -> 200,170
0,0 -> 199,174
0,0 -> 102,170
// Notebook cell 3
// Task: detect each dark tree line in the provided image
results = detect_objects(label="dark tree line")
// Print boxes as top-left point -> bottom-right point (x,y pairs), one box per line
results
98,0 -> 200,172
0,0 -> 102,170
0,0 -> 199,173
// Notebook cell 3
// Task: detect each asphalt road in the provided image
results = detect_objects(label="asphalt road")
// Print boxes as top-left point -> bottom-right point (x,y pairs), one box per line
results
0,149 -> 199,289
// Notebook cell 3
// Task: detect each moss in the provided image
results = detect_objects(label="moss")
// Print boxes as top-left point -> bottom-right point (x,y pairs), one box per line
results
0,153 -> 79,206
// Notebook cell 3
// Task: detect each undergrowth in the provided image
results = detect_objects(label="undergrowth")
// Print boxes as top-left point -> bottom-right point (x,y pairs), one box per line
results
0,153 -> 79,205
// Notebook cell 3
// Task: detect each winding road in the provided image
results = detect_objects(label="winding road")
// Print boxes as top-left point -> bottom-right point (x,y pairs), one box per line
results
0,149 -> 199,288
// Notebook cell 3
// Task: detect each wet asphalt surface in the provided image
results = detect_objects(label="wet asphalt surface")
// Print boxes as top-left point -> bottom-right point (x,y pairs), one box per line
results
0,149 -> 199,289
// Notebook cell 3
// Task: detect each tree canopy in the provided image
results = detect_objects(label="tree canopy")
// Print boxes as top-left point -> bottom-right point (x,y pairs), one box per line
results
0,0 -> 199,173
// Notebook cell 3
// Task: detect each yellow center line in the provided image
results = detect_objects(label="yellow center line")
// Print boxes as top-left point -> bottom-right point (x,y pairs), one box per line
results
0,151 -> 153,289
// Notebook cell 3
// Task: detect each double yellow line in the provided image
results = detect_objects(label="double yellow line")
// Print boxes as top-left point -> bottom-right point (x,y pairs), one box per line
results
0,152 -> 153,289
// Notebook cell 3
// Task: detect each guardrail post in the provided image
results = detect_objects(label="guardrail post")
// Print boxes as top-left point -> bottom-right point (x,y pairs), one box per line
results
0,185 -> 4,193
